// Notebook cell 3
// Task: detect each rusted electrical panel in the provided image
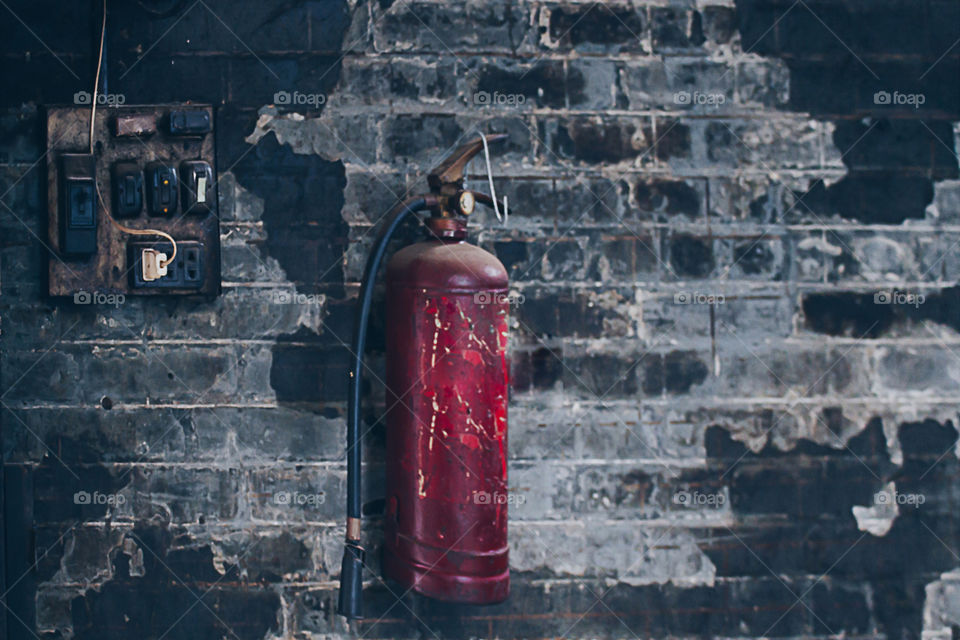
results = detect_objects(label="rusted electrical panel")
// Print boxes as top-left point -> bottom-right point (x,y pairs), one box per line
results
46,104 -> 221,298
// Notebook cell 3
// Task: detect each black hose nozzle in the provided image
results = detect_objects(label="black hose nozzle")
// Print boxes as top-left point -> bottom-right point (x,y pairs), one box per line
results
337,541 -> 366,620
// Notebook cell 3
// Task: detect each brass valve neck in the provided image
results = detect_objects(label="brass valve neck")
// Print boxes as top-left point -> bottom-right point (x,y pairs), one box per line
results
426,216 -> 467,239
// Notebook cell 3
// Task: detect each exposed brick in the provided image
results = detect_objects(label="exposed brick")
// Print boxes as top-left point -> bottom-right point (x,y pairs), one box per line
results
650,7 -> 706,52
546,4 -> 647,53
878,347 -> 960,393
3,0 -> 960,636
510,346 -> 564,392
703,118 -> 825,169
587,234 -> 659,281
382,114 -> 465,162
634,177 -> 704,219
701,5 -> 738,44
643,350 -> 711,395
493,238 -> 531,277
543,116 -> 655,165
564,351 -> 642,398
566,59 -> 620,110
476,60 -> 568,109
729,236 -> 784,279
654,116 -> 693,161
619,60 -> 672,110
540,237 -> 586,280
736,58 -> 790,108
663,59 -> 736,113
336,57 -> 464,107
555,177 -> 629,223
376,1 -> 531,53
668,234 -> 716,279
513,286 -> 637,340
714,344 -> 865,398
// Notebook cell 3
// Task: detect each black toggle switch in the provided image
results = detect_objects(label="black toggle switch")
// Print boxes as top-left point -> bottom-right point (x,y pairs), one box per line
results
112,162 -> 143,218
59,153 -> 97,258
180,160 -> 214,215
145,162 -> 178,216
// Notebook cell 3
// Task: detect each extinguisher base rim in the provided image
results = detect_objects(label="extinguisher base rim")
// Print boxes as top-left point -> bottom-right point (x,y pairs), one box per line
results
383,550 -> 510,605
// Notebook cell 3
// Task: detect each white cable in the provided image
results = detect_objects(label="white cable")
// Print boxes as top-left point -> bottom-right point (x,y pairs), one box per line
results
90,0 -> 176,267
89,0 -> 106,155
477,132 -> 508,226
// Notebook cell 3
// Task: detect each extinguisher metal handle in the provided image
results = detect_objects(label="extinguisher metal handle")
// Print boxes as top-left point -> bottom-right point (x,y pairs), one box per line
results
428,133 -> 508,191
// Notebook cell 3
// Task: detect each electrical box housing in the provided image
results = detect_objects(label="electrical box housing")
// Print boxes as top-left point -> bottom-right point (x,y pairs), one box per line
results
46,104 -> 221,297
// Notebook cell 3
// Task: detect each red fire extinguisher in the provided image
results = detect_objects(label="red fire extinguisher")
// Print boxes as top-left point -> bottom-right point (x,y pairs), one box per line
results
339,135 -> 511,618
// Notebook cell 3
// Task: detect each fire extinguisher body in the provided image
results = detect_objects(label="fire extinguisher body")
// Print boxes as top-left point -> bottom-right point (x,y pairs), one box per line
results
383,236 -> 510,604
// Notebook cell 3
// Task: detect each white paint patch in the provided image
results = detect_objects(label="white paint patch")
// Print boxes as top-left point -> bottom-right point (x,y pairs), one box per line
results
854,235 -> 915,281
123,537 -> 146,577
797,236 -> 843,256
245,109 -> 304,147
244,106 -> 347,161
923,568 -> 960,638
926,179 -> 960,223
510,522 -> 717,587
852,481 -> 899,536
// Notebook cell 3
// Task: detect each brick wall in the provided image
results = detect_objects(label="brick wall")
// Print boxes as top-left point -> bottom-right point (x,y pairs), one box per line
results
1,0 -> 959,638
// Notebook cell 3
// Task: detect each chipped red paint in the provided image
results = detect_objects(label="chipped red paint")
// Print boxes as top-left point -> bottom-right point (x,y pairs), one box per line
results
383,235 -> 510,604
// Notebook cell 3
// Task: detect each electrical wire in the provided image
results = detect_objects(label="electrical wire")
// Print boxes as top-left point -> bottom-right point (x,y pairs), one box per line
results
89,0 -> 105,156
94,183 -> 178,256
90,0 -> 177,267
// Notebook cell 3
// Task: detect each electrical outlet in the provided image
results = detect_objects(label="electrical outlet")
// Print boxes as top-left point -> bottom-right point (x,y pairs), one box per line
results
129,241 -> 205,290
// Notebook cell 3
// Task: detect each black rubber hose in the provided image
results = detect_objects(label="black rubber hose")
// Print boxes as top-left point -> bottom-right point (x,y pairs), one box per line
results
338,196 -> 429,620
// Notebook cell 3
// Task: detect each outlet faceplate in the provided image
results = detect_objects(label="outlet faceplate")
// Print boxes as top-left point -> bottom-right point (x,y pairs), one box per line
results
129,241 -> 205,290
46,104 -> 221,298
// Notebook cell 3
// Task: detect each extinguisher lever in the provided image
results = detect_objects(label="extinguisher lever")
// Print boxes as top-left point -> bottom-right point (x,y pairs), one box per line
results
428,133 -> 508,192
